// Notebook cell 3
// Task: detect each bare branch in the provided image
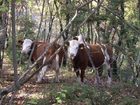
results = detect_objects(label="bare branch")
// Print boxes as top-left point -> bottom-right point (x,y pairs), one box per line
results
0,10 -> 78,98
36,0 -> 46,39
79,0 -> 104,27
93,0 -> 140,34
77,0 -> 94,10
0,0 -> 98,98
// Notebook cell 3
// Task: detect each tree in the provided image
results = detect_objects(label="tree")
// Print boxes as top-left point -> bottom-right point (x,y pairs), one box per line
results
0,0 -> 9,77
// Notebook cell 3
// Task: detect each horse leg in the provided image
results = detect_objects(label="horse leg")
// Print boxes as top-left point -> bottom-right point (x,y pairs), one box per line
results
80,69 -> 85,83
55,68 -> 60,82
36,65 -> 48,83
94,68 -> 101,85
107,64 -> 112,86
75,69 -> 81,83
54,54 -> 60,82
36,58 -> 47,83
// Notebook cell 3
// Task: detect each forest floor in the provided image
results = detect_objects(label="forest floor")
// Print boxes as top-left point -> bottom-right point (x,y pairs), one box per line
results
0,52 -> 140,105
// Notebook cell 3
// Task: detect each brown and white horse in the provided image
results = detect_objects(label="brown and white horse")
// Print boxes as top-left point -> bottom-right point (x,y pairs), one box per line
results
65,35 -> 113,85
20,39 -> 65,83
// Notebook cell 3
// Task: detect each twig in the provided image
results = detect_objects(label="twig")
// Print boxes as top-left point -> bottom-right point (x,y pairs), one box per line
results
95,1 -> 140,34
0,0 -> 97,98
0,10 -> 78,98
79,0 -> 104,28
26,0 -> 46,70
77,0 -> 94,10
36,0 -> 46,39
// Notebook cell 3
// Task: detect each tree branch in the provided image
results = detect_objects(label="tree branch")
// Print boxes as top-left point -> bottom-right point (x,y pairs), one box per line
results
0,0 -> 97,98
95,1 -> 140,34
0,10 -> 78,99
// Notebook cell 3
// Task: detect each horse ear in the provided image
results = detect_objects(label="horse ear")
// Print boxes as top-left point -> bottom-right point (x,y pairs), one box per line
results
64,41 -> 69,47
73,37 -> 78,40
17,40 -> 23,46
79,44 -> 84,50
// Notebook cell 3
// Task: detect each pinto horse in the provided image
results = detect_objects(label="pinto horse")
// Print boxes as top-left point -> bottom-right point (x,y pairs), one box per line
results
20,39 -> 65,83
65,35 -> 113,85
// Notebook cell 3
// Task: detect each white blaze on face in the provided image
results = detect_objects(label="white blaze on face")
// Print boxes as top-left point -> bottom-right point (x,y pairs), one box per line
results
68,40 -> 80,59
76,34 -> 84,44
21,39 -> 33,54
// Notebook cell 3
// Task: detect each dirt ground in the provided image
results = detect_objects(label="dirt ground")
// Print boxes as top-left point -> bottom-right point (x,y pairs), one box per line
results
0,53 -> 140,105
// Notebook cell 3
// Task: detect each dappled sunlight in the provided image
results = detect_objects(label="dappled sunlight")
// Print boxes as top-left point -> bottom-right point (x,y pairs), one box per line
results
1,62 -> 140,105
0,0 -> 139,104
1,50 -> 140,104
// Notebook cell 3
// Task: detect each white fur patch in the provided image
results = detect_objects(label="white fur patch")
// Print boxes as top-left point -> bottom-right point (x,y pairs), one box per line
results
68,40 -> 80,59
36,65 -> 48,83
21,39 -> 33,54
107,76 -> 112,85
56,54 -> 59,64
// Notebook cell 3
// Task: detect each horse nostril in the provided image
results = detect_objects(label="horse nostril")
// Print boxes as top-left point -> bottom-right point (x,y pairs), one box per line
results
21,50 -> 26,54
70,53 -> 75,59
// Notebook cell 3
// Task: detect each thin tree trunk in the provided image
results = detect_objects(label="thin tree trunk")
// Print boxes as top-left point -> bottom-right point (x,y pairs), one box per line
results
90,24 -> 93,43
95,0 -> 101,42
36,0 -> 45,40
90,2 -> 94,43
137,0 -> 140,21
65,0 -> 71,40
46,0 -> 55,41
0,0 -> 8,76
11,0 -> 18,86
54,0 -> 65,40
112,0 -> 125,80
87,2 -> 90,42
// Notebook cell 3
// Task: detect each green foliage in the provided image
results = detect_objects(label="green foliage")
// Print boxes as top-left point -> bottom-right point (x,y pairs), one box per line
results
118,96 -> 138,105
17,16 -> 36,40
25,98 -> 38,105
25,82 -> 140,105
6,37 -> 27,71
0,5 -> 8,13
48,84 -> 112,105
25,97 -> 52,105
74,11 -> 88,24
6,37 -> 21,63
58,0 -> 76,19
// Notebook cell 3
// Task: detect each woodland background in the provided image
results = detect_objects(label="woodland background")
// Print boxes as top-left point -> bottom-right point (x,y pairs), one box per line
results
0,0 -> 140,104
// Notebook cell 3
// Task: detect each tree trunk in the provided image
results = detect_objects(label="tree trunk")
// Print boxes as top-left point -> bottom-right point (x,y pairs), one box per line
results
11,0 -> 18,87
0,0 -> 8,77
65,0 -> 71,40
54,0 -> 65,41
137,0 -> 140,21
36,0 -> 45,40
96,0 -> 100,34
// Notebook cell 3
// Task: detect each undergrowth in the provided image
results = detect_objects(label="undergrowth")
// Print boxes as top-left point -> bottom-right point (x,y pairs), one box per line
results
24,82 -> 139,105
